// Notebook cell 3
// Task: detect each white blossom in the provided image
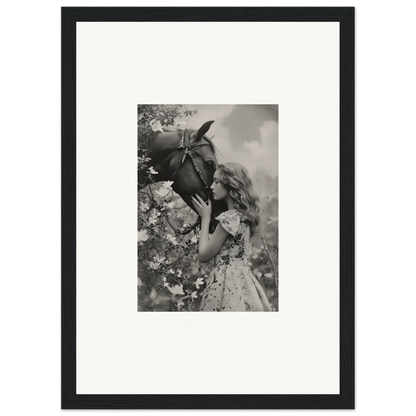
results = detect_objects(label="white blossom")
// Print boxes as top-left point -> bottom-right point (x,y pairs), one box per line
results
139,202 -> 150,212
148,216 -> 157,226
137,229 -> 149,242
151,208 -> 161,217
195,277 -> 205,289
148,166 -> 158,175
166,234 -> 178,245
148,261 -> 158,270
156,187 -> 170,197
154,255 -> 166,264
167,284 -> 185,295
162,181 -> 174,189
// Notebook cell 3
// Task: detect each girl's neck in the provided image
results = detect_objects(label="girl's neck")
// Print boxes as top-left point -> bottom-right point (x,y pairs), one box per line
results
225,196 -> 235,210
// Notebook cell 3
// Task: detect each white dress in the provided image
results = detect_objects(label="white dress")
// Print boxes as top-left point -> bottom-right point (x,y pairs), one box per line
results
199,210 -> 273,311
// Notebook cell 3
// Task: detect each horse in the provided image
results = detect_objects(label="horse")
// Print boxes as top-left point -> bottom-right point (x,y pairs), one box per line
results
138,120 -> 227,233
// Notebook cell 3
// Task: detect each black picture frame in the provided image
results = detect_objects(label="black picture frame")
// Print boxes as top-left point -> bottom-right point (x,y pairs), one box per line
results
62,7 -> 354,409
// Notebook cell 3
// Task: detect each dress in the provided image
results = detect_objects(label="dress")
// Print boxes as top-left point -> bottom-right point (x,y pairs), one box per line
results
199,210 -> 273,311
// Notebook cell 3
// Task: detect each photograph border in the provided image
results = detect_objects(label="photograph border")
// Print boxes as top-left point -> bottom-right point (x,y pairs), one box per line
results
62,7 -> 354,409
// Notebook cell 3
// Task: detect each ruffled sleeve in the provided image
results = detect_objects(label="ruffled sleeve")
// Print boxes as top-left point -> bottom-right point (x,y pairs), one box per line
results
216,210 -> 240,236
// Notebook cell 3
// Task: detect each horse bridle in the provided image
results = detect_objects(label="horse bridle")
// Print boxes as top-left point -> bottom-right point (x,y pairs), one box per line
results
169,129 -> 214,196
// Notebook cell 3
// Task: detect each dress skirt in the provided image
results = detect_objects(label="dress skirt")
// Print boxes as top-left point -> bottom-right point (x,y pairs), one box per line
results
199,262 -> 273,312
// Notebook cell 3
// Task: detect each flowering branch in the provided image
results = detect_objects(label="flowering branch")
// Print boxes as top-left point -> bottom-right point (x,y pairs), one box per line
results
259,232 -> 278,311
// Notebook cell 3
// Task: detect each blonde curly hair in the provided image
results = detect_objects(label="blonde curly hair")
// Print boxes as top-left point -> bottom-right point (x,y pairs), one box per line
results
216,162 -> 261,236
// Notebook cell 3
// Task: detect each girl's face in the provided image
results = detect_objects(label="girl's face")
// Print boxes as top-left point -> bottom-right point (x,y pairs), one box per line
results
210,169 -> 229,201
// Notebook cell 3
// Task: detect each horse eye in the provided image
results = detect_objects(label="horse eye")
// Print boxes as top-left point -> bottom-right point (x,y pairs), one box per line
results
204,160 -> 215,169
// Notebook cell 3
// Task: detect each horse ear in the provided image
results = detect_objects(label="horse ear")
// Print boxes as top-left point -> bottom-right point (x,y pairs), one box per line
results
196,120 -> 215,141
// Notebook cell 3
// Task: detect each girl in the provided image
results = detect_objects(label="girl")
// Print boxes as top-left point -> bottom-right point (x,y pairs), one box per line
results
191,162 -> 273,311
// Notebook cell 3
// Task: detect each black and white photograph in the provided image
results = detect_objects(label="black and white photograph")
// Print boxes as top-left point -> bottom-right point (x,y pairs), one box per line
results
138,105 -> 278,311
59,6 -> 358,409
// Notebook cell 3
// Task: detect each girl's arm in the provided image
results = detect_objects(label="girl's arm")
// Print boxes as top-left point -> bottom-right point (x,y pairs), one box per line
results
191,194 -> 229,263
198,217 -> 229,263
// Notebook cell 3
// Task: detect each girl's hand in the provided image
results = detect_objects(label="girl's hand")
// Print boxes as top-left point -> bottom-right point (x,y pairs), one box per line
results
191,194 -> 212,220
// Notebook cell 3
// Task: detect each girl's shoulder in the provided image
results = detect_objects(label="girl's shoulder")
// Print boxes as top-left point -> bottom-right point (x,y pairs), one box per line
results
215,210 -> 242,236
216,209 -> 241,220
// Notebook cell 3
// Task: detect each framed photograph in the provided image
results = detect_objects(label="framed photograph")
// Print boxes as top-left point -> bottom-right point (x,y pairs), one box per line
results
62,7 -> 354,409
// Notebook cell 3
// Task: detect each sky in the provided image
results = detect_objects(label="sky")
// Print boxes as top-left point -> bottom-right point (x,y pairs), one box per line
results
154,105 -> 279,179
184,105 -> 278,179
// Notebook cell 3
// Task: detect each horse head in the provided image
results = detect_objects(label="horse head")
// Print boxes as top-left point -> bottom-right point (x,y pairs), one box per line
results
140,120 -> 227,233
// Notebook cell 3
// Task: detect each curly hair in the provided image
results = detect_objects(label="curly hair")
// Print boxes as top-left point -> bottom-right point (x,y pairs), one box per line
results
216,163 -> 261,236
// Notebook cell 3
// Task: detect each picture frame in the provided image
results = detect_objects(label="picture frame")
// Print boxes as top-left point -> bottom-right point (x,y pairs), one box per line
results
62,7 -> 354,409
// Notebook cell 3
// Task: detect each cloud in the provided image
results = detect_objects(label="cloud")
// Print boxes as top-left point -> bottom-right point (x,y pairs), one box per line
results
242,120 -> 278,178
185,105 -> 235,129
214,120 -> 278,179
